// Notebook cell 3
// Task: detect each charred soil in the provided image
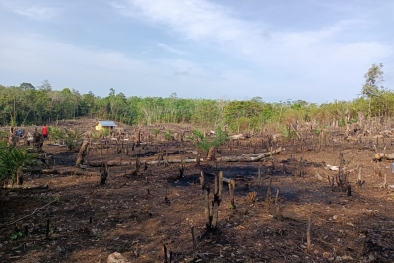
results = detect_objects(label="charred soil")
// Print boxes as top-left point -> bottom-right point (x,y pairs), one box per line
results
1,120 -> 394,263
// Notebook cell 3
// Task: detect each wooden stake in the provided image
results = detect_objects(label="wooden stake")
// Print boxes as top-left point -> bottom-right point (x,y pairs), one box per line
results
200,171 -> 205,189
266,177 -> 272,207
229,179 -> 236,208
191,226 -> 197,259
257,163 -> 262,185
307,216 -> 311,253
275,188 -> 280,215
204,187 -> 211,230
46,218 -> 50,239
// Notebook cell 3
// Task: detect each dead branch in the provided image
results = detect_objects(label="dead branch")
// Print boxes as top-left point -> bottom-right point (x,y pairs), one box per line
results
1,199 -> 57,226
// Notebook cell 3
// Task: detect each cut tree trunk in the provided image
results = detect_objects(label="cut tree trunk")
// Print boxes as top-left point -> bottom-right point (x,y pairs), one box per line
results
76,141 -> 89,166
207,146 -> 216,161
374,153 -> 394,161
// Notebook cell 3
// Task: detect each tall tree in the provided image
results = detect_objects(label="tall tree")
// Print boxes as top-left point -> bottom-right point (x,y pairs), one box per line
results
361,63 -> 384,116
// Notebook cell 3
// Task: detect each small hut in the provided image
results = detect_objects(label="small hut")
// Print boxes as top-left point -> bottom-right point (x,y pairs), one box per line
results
95,121 -> 117,131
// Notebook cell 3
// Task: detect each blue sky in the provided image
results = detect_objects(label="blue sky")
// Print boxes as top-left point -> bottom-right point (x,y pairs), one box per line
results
0,0 -> 393,103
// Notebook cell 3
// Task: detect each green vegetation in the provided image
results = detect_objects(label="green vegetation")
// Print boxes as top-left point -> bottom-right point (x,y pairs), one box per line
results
11,231 -> 23,240
63,129 -> 85,150
0,142 -> 40,184
91,128 -> 110,139
164,130 -> 172,141
189,126 -> 229,153
0,64 -> 393,134
48,126 -> 65,142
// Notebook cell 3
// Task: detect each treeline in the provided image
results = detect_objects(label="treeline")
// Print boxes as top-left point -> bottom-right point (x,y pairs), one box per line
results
1,64 -> 393,133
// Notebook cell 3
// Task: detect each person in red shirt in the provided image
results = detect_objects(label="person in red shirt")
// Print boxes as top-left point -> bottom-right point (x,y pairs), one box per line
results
42,124 -> 49,140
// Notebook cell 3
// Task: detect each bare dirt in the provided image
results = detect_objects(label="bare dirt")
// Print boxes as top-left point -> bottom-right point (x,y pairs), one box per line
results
1,119 -> 394,263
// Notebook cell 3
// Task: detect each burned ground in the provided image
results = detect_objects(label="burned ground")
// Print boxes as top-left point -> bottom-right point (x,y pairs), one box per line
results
0,119 -> 394,263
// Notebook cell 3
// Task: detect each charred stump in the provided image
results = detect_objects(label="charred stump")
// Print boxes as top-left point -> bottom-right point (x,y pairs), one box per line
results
99,163 -> 109,185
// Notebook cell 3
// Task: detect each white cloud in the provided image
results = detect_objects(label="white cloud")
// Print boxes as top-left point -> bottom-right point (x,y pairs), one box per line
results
113,0 -> 392,67
0,0 -> 392,102
157,43 -> 186,55
15,6 -> 58,20
0,0 -> 60,20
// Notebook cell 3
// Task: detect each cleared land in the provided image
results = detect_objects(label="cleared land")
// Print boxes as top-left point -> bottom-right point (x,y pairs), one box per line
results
1,118 -> 394,263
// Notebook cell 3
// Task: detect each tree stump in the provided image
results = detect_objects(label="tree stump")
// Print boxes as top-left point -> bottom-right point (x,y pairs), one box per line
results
207,146 -> 216,161
99,163 -> 109,185
76,141 -> 89,167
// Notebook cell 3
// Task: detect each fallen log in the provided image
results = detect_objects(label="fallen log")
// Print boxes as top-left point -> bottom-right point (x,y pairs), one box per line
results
85,148 -> 282,167
86,160 -> 134,167
374,153 -> 394,161
3,184 -> 48,190
230,134 -> 246,140
146,158 -> 203,165
41,169 -> 99,176
217,147 -> 282,162
86,158 -> 204,167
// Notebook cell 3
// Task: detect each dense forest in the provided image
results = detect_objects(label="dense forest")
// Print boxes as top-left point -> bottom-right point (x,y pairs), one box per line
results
1,64 -> 393,133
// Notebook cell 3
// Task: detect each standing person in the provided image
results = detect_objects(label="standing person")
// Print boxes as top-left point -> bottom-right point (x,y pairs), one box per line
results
42,124 -> 49,140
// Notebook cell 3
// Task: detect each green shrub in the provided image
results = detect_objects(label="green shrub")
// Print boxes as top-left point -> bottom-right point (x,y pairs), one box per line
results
48,126 -> 65,141
165,130 -> 172,141
189,126 -> 229,154
63,129 -> 85,150
0,142 -> 40,184
91,128 -> 109,139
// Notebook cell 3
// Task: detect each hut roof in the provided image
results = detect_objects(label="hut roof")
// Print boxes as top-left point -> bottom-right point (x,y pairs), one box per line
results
97,121 -> 117,127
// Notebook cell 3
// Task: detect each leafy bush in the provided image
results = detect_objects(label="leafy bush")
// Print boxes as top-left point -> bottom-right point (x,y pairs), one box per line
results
312,124 -> 327,135
164,130 -> 172,141
189,126 -> 229,154
48,126 -> 65,141
90,128 -> 109,139
0,142 -> 40,184
63,129 -> 85,150
277,125 -> 297,140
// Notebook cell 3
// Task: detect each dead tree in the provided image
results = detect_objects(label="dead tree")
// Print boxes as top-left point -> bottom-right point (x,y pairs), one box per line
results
229,179 -> 236,208
31,128 -> 44,150
76,141 -> 89,167
131,158 -> 141,176
266,177 -> 272,207
203,186 -> 211,230
307,216 -> 311,253
246,191 -> 257,206
195,152 -> 201,167
357,165 -> 365,188
204,171 -> 223,231
257,163 -> 263,185
379,173 -> 388,189
8,127 -> 18,147
210,171 -> 223,230
200,171 -> 205,189
99,163 -> 109,185
178,162 -> 185,178
136,129 -> 141,147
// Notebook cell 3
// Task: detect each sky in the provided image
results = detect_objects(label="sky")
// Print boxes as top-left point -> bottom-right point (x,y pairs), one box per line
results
0,0 -> 393,103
